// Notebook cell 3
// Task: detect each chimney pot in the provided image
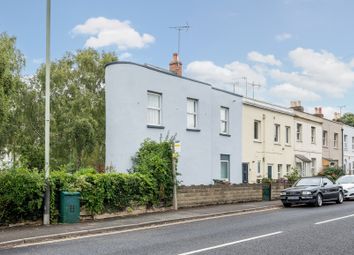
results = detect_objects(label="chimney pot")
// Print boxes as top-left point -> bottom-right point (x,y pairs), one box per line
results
290,100 -> 304,112
313,106 -> 324,118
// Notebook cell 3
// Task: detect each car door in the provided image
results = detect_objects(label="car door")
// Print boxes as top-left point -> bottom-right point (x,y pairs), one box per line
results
323,177 -> 336,200
320,177 -> 330,200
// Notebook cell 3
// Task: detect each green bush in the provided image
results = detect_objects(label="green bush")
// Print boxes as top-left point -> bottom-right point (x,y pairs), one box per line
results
48,168 -> 158,222
0,138 -> 176,224
0,168 -> 45,224
131,139 -> 174,206
318,167 -> 344,181
285,168 -> 301,185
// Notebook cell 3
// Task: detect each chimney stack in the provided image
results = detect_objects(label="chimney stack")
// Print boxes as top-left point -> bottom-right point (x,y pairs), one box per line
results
169,53 -> 182,76
313,107 -> 324,118
333,112 -> 341,121
290,100 -> 304,112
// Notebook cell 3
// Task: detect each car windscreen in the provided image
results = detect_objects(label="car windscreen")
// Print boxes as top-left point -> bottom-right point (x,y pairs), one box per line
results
336,175 -> 354,184
295,178 -> 321,186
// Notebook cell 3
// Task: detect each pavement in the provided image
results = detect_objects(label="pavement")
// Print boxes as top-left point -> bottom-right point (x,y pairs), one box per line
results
0,200 -> 281,249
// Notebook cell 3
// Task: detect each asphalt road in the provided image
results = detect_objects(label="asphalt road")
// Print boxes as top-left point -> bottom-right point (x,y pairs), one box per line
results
2,201 -> 354,255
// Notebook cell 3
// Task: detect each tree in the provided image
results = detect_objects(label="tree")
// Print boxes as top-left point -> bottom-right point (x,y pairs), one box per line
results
31,48 -> 118,170
338,113 -> 354,127
0,33 -> 25,163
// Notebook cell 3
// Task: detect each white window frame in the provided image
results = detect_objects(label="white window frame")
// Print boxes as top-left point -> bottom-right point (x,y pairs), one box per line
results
334,133 -> 338,148
311,158 -> 316,175
285,126 -> 291,145
277,164 -> 282,179
286,164 -> 291,175
323,130 -> 328,147
220,107 -> 229,135
296,123 -> 302,142
311,126 -> 316,144
147,91 -> 162,126
344,135 -> 348,150
257,160 -> 261,174
220,154 -> 230,180
254,120 -> 261,141
274,124 -> 280,143
187,98 -> 198,129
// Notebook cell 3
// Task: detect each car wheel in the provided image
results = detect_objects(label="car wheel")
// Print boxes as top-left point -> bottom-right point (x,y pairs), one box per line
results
315,193 -> 323,207
336,192 -> 344,204
282,202 -> 291,207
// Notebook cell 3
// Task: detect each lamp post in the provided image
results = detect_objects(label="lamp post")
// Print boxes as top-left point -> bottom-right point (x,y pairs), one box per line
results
43,0 -> 51,225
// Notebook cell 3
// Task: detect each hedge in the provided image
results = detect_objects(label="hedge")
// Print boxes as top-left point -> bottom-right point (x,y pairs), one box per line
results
0,139 -> 175,225
49,169 -> 158,222
0,168 -> 45,224
0,168 -> 163,224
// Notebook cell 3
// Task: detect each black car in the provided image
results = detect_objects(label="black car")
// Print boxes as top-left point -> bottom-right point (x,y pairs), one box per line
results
280,176 -> 344,207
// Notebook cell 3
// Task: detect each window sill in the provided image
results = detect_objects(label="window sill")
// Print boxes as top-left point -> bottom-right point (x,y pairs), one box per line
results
220,133 -> 231,137
323,145 -> 328,148
285,144 -> 291,147
147,125 -> 165,129
253,140 -> 262,143
186,128 -> 201,132
274,142 -> 281,145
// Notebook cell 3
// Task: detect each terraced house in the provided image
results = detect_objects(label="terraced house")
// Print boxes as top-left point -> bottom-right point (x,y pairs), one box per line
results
105,56 -> 348,185
290,101 -> 323,177
242,98 -> 295,183
343,124 -> 354,174
105,54 -> 243,185
317,111 -> 343,168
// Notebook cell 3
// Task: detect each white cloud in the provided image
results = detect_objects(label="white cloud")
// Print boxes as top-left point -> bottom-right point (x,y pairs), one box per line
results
73,17 -> 155,50
185,60 -> 266,90
120,52 -> 132,60
349,59 -> 354,68
275,33 -> 292,42
270,48 -> 354,98
247,51 -> 282,66
270,83 -> 321,102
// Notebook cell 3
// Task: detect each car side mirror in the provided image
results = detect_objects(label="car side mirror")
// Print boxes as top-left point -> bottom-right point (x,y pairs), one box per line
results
323,182 -> 327,186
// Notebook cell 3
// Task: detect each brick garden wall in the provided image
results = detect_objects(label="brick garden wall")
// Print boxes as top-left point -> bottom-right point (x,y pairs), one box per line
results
271,183 -> 289,200
177,183 -> 290,208
177,184 -> 263,208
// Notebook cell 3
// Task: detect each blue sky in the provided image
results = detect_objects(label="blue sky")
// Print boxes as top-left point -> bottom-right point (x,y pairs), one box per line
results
1,0 -> 354,117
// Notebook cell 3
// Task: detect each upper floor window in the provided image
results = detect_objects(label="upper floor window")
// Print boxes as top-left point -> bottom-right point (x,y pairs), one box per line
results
352,137 -> 354,150
344,135 -> 348,150
323,130 -> 328,147
254,120 -> 261,141
187,98 -> 198,129
296,123 -> 302,142
334,133 -> 339,148
311,126 -> 316,144
220,107 -> 229,134
285,126 -> 291,145
274,124 -> 280,143
147,92 -> 162,125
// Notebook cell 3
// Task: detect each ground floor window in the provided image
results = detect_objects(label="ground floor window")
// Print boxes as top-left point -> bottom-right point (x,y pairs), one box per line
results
311,158 -> 316,176
220,154 -> 230,180
257,160 -> 261,174
277,164 -> 282,179
286,164 -> 291,175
